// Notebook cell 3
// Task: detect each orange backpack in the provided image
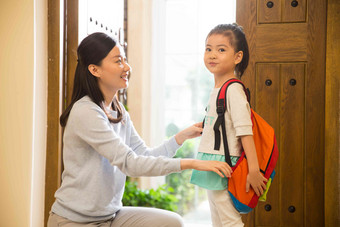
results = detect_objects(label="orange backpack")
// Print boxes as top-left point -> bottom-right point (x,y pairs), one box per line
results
213,78 -> 279,213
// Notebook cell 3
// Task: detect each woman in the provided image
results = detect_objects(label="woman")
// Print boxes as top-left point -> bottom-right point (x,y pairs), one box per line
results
47,32 -> 231,227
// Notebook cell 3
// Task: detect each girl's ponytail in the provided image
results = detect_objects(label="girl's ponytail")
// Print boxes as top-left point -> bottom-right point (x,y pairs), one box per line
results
233,26 -> 249,78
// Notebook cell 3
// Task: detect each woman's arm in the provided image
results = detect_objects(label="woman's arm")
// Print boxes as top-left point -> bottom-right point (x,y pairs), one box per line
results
241,135 -> 268,196
71,103 -> 181,177
72,102 -> 229,177
180,159 -> 232,178
128,110 -> 203,158
175,122 -> 203,145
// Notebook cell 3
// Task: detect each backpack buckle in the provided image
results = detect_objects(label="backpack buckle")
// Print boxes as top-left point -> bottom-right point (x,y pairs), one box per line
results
216,99 -> 225,115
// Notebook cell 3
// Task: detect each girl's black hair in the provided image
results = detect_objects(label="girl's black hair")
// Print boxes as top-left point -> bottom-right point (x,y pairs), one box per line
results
207,23 -> 249,78
60,32 -> 123,127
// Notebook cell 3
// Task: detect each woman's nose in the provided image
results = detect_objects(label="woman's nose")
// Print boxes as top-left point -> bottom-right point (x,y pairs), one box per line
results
124,62 -> 132,72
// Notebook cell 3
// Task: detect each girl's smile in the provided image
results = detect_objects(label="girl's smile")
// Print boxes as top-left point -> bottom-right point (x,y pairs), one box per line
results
208,62 -> 218,67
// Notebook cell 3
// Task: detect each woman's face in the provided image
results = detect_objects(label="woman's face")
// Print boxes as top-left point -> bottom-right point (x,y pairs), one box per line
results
95,45 -> 131,93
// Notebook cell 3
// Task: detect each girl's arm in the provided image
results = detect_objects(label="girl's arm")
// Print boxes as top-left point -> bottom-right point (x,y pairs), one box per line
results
241,135 -> 268,196
227,84 -> 267,196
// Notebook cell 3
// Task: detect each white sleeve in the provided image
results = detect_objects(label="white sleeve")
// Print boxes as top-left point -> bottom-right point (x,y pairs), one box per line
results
227,83 -> 253,137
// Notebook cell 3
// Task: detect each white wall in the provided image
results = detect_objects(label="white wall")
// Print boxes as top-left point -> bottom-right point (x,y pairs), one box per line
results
127,0 -> 163,189
0,0 -> 47,226
127,0 -> 152,145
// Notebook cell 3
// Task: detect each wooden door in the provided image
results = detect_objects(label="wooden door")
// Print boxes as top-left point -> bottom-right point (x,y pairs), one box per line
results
236,0 -> 326,226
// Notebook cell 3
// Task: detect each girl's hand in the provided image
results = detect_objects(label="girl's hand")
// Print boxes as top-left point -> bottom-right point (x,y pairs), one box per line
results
175,122 -> 203,145
246,170 -> 268,196
180,159 -> 232,178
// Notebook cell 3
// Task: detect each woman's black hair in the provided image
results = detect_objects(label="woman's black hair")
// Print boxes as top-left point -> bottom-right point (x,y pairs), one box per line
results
206,23 -> 249,78
60,32 -> 123,127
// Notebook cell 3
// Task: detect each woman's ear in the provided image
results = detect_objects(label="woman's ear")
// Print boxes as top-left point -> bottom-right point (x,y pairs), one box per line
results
235,51 -> 243,65
88,64 -> 101,78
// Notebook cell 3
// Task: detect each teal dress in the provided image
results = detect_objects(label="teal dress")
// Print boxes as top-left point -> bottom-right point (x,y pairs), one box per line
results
190,152 -> 239,190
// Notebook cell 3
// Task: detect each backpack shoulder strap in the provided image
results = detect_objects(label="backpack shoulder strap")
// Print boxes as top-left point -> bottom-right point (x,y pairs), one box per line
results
201,107 -> 207,134
213,78 -> 250,166
218,79 -> 250,103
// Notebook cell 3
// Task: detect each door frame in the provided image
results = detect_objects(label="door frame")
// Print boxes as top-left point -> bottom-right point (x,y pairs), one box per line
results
44,0 -> 78,225
325,0 -> 340,226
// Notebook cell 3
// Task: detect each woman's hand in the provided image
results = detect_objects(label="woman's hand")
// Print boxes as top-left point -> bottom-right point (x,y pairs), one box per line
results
246,170 -> 268,196
180,159 -> 232,178
175,122 -> 203,145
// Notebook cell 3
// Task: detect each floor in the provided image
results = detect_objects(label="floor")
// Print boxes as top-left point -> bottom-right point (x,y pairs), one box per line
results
183,200 -> 212,227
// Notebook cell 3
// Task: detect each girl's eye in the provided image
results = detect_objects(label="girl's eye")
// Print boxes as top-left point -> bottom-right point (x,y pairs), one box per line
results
116,59 -> 122,63
205,48 -> 211,52
219,48 -> 225,52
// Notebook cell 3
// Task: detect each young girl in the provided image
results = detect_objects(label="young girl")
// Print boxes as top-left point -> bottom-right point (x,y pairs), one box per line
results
47,32 -> 232,227
190,24 -> 267,227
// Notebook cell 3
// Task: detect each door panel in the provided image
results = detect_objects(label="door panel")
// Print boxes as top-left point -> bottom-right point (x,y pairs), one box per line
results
257,0 -> 307,23
282,0 -> 307,22
258,0 -> 281,24
255,64 -> 281,226
256,24 -> 307,61
279,63 -> 305,226
254,63 -> 305,226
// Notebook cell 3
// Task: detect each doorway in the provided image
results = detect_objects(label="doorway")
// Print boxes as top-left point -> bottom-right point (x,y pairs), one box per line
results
44,0 -> 127,225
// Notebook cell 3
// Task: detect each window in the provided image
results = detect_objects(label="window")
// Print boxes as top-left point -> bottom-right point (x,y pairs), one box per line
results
151,0 -> 236,225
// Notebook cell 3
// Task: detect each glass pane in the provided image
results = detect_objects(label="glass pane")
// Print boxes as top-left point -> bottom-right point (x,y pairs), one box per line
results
165,0 -> 198,54
152,0 -> 236,226
164,54 -> 213,128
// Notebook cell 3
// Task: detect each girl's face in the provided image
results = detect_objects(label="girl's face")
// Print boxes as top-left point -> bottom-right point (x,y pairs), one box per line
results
91,45 -> 131,93
204,34 -> 242,78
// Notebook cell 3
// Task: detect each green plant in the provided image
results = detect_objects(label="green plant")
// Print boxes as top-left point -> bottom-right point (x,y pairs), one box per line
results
166,170 -> 196,215
166,139 -> 206,215
122,140 -> 207,215
122,179 -> 178,211
173,138 -> 196,159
